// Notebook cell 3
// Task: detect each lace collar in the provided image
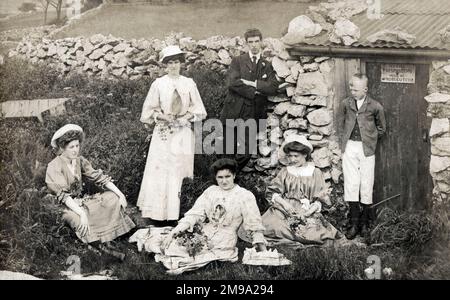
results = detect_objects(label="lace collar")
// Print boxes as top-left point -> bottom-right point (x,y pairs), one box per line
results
286,162 -> 315,177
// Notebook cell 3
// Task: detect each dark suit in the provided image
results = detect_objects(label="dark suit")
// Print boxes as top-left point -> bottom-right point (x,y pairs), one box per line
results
341,95 -> 386,157
220,53 -> 278,122
220,53 -> 278,169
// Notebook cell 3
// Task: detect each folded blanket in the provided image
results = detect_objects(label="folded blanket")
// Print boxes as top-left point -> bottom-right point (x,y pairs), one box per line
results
242,247 -> 292,266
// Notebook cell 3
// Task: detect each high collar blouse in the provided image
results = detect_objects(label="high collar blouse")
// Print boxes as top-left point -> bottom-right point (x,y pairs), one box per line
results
45,155 -> 112,204
140,75 -> 207,125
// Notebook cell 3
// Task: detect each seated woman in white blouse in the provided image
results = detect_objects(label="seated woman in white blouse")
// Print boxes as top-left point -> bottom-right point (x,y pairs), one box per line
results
151,158 -> 267,274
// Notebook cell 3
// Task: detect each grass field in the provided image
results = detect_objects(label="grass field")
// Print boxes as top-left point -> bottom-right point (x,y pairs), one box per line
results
0,11 -> 57,32
53,2 -> 312,40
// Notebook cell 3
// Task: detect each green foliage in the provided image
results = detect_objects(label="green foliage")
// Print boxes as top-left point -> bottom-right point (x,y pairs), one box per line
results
369,206 -> 448,254
18,2 -> 37,13
1,58 -> 449,279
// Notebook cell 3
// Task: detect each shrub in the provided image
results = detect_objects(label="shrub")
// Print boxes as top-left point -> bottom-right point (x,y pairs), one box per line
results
18,2 -> 37,13
368,206 -> 446,254
81,0 -> 104,13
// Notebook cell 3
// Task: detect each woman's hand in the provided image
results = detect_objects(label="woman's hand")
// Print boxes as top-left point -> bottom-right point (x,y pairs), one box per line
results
255,243 -> 267,252
161,232 -> 174,251
157,114 -> 175,123
78,211 -> 90,237
161,222 -> 190,251
175,117 -> 191,127
118,193 -> 127,209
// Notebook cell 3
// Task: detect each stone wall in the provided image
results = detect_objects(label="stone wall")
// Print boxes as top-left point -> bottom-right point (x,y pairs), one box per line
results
426,60 -> 450,204
8,32 -> 342,194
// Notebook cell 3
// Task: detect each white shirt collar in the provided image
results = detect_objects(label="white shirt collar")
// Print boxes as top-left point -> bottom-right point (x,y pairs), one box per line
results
356,95 -> 366,109
249,52 -> 261,62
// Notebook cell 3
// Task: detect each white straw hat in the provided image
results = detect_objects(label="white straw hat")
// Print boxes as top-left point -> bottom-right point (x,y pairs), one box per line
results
51,124 -> 83,148
159,45 -> 185,63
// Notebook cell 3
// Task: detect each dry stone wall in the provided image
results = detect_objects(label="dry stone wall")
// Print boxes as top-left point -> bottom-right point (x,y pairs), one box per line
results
8,32 -> 342,192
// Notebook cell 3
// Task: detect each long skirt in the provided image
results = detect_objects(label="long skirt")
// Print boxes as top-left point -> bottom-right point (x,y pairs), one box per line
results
247,198 -> 338,247
129,226 -> 238,275
137,124 -> 195,220
63,191 -> 135,243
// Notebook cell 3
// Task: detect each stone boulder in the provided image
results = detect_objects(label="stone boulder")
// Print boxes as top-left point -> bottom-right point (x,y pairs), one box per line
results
290,62 -> 304,80
311,147 -> 331,168
438,25 -> 450,43
292,95 -> 327,107
287,15 -> 322,37
367,27 -> 416,44
90,34 -> 106,45
430,155 -> 450,173
431,137 -> 450,156
274,102 -> 292,115
272,56 -> 291,78
309,124 -> 333,136
306,108 -> 332,126
428,69 -> 450,94
430,118 -> 450,137
288,118 -> 308,130
288,104 -> 307,118
329,19 -> 360,46
303,62 -> 319,72
296,71 -> 329,96
217,49 -> 231,65
89,48 -> 105,60
268,95 -> 290,103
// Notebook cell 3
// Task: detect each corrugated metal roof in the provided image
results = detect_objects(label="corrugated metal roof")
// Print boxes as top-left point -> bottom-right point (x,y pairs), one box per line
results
292,0 -> 450,51
382,0 -> 450,15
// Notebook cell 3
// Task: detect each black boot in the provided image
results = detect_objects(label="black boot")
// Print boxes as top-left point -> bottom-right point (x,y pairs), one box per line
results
346,202 -> 360,240
360,204 -> 371,237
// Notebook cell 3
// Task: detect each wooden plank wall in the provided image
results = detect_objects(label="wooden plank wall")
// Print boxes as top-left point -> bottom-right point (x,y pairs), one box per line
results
0,98 -> 69,121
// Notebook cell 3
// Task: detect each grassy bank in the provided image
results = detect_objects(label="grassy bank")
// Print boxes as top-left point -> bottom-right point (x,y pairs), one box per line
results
52,2 -> 312,40
0,58 -> 449,280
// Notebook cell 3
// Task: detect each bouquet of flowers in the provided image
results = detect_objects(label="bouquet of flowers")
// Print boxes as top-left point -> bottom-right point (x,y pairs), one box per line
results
157,118 -> 190,141
175,224 -> 208,257
286,214 -> 306,232
157,123 -> 174,141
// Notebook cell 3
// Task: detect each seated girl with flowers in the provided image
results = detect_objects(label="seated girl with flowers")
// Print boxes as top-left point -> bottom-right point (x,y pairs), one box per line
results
256,134 -> 340,247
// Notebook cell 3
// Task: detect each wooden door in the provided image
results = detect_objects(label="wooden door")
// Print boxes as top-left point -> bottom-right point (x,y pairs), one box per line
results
365,62 -> 432,210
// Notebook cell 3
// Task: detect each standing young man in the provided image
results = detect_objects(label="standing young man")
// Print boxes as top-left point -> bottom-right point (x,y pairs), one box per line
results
220,28 -> 278,170
341,73 -> 386,239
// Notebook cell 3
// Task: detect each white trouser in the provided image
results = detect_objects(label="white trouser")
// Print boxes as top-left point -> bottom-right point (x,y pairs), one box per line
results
342,140 -> 375,205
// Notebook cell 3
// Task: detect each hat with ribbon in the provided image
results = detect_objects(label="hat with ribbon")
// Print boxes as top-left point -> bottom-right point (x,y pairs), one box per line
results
50,124 -> 83,148
278,133 -> 313,162
160,45 -> 185,64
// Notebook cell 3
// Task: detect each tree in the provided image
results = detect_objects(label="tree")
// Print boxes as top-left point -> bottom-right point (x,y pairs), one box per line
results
35,0 -> 64,24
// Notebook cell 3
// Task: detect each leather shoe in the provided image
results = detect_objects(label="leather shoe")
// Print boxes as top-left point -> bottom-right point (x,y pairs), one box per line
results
360,224 -> 370,237
345,225 -> 359,240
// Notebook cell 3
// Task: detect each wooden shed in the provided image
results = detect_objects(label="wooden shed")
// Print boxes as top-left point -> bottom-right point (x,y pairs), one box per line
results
287,0 -> 450,210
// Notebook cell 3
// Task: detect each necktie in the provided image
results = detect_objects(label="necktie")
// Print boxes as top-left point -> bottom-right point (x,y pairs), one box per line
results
171,88 -> 182,116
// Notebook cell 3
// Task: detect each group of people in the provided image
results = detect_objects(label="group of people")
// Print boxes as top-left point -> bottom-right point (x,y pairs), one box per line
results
45,28 -> 386,274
